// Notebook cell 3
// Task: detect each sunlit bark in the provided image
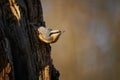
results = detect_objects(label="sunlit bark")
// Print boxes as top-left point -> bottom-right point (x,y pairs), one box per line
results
0,0 -> 59,80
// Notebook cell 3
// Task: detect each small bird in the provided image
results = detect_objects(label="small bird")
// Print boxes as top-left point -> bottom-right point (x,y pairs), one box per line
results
37,26 -> 64,44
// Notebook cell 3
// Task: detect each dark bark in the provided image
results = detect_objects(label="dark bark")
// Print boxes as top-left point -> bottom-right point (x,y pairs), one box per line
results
0,0 -> 59,80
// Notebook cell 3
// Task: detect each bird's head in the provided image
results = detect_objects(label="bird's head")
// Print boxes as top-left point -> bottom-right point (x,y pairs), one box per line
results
50,30 -> 64,43
37,26 -> 65,43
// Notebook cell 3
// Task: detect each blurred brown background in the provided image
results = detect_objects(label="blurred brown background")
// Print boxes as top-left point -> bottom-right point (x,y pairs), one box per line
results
41,0 -> 120,80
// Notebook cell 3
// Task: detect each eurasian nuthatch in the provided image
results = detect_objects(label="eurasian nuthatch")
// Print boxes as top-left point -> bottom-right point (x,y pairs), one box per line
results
37,26 -> 64,44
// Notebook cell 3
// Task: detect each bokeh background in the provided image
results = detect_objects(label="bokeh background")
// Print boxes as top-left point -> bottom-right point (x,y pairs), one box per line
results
41,0 -> 120,80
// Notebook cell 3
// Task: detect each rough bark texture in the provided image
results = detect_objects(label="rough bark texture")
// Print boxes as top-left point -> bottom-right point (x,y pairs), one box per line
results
0,0 -> 59,80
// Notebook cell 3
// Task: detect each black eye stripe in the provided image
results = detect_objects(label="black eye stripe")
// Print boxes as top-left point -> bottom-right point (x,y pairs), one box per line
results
50,32 -> 60,35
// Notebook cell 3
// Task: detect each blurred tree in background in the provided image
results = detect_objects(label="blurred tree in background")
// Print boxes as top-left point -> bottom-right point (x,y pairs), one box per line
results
41,0 -> 120,80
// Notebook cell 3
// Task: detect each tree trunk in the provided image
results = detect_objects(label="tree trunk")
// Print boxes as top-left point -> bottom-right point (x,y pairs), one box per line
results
0,0 -> 59,80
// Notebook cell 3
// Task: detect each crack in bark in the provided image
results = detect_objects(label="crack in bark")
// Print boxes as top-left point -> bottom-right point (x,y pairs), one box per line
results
9,0 -> 21,21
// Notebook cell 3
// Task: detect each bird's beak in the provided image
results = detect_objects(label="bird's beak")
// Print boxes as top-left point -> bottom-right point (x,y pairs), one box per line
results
61,30 -> 65,33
